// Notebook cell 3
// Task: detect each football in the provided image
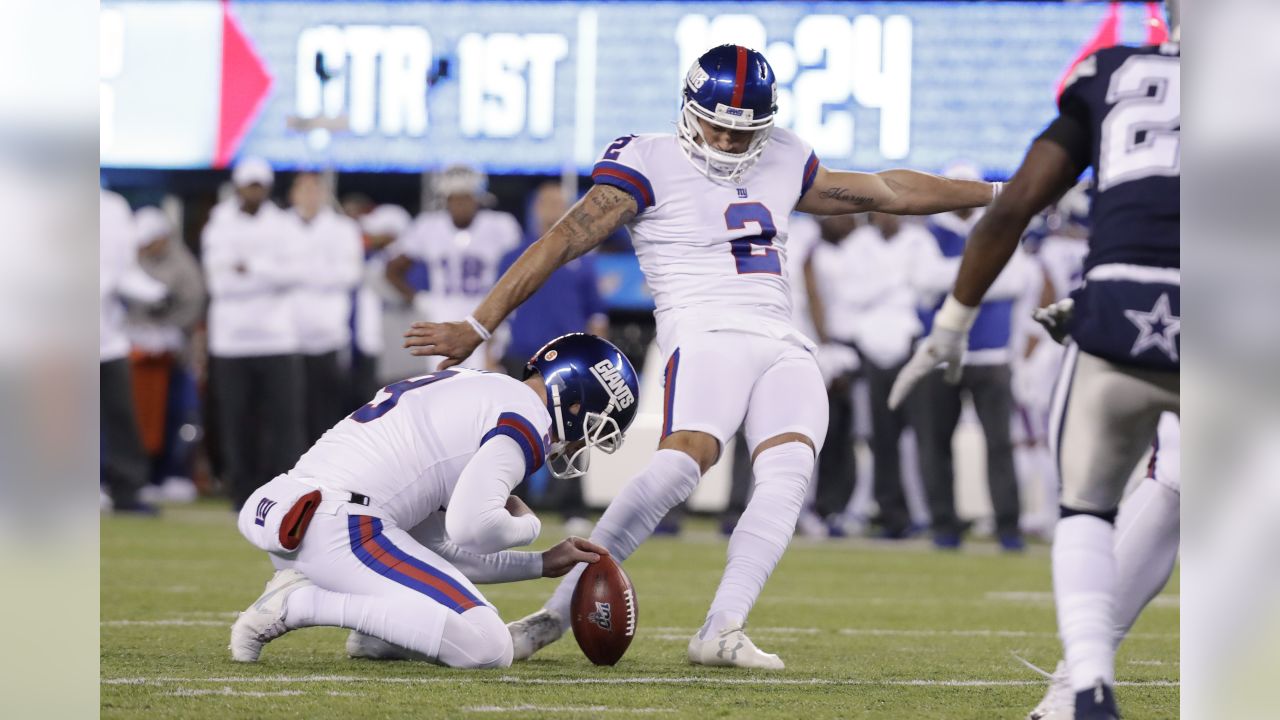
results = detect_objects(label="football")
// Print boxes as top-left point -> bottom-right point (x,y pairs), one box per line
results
569,555 -> 638,665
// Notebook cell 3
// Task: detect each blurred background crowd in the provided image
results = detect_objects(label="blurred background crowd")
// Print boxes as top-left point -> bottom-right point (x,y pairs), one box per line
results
100,156 -> 1093,552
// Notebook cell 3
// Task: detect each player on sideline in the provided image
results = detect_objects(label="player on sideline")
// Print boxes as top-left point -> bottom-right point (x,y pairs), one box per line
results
404,44 -> 1002,669
1028,413 -> 1180,719
888,23 -> 1180,720
228,333 -> 639,668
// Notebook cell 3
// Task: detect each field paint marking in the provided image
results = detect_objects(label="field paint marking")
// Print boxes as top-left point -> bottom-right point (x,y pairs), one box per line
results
170,688 -> 306,697
465,706 -> 672,714
103,620 -> 228,627
167,687 -> 358,698
99,620 -> 1176,641
651,634 -> 798,644
650,626 -> 1176,640
987,591 -> 1179,609
103,675 -> 1179,689
104,676 -> 460,686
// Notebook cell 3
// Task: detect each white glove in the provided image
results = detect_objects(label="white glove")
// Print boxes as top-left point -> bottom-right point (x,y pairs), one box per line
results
815,343 -> 860,387
1031,298 -> 1075,345
887,295 -> 978,410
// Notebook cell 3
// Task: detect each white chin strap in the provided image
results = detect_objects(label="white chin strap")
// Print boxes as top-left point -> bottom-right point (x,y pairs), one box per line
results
676,102 -> 773,184
546,411 -> 624,480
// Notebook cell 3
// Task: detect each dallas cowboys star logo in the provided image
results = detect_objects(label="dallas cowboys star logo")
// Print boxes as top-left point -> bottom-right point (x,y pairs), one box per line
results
1124,292 -> 1180,361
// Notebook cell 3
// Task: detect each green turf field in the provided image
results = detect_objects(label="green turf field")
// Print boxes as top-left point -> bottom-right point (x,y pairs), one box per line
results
101,502 -> 1178,718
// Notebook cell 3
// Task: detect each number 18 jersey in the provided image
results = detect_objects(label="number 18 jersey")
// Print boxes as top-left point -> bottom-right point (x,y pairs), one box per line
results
591,128 -> 819,346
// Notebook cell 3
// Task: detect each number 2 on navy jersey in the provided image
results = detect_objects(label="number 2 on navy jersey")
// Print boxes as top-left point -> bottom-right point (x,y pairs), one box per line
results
350,371 -> 457,423
725,202 -> 781,275
1098,55 -> 1180,191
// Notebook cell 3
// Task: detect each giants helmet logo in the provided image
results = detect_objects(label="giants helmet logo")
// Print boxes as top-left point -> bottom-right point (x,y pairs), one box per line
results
590,359 -> 635,413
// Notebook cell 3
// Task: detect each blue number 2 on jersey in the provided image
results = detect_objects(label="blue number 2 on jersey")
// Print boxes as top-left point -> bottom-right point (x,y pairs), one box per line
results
350,371 -> 457,423
725,202 -> 781,275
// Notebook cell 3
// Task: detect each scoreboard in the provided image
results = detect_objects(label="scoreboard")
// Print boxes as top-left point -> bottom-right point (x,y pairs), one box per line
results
99,1 -> 1166,176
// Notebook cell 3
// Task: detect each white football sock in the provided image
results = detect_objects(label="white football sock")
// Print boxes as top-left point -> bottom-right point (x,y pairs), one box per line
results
286,585 -> 448,659
545,449 -> 702,627
1053,513 -> 1117,691
702,442 -> 813,638
1112,478 -> 1180,643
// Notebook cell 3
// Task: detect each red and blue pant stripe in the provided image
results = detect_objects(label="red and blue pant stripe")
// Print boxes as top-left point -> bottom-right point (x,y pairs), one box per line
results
661,348 -> 681,438
347,515 -> 483,614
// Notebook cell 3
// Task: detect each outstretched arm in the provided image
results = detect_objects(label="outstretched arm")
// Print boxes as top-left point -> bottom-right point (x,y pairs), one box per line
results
404,184 -> 636,367
798,165 -> 998,216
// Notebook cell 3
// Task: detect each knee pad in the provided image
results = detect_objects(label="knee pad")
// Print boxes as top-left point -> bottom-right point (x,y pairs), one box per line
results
1060,504 -> 1118,525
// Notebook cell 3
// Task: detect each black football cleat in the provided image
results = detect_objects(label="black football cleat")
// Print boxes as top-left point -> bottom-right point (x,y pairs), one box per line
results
1074,680 -> 1120,720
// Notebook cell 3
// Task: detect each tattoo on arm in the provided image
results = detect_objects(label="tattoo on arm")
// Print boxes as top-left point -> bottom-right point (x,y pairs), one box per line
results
558,186 -> 636,260
818,187 -> 875,207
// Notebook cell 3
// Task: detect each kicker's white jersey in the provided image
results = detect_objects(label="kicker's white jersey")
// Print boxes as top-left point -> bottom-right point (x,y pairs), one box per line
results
394,209 -> 521,323
591,128 -> 819,347
288,369 -> 550,528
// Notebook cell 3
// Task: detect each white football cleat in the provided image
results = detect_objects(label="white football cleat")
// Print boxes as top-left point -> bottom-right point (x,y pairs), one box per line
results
1027,661 -> 1074,720
346,631 -> 426,661
687,624 -> 784,670
228,569 -> 312,662
508,608 -> 566,661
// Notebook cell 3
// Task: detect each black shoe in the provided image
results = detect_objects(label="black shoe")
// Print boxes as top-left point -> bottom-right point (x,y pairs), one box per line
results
998,532 -> 1026,552
653,518 -> 682,536
1074,680 -> 1119,720
932,532 -> 962,549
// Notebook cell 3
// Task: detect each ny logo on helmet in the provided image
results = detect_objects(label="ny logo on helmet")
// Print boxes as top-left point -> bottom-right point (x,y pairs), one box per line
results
687,64 -> 710,92
590,359 -> 635,413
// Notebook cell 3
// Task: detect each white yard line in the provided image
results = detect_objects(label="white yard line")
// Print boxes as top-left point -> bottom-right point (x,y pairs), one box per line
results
102,620 -> 228,627
651,626 -> 1175,640
168,687 -> 359,698
103,675 -> 1179,689
986,591 -> 1179,608
100,620 -> 1176,640
465,706 -> 672,714
170,688 -> 305,697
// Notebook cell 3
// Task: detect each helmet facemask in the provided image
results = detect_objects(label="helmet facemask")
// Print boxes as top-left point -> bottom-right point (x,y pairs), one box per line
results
676,100 -> 774,184
544,384 -> 626,480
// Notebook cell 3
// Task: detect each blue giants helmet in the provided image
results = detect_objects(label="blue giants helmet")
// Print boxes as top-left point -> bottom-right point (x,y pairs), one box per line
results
524,333 -> 640,479
677,44 -> 778,183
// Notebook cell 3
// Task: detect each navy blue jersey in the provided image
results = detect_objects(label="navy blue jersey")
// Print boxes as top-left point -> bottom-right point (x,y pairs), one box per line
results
1043,43 -> 1180,370
1060,43 -> 1180,270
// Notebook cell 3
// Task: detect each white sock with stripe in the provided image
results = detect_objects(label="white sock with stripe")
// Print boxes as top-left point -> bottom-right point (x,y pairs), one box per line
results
702,442 -> 813,638
545,448 -> 701,628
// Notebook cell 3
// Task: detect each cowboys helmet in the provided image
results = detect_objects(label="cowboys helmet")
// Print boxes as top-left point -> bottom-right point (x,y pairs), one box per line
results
525,333 -> 640,479
677,44 -> 778,184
